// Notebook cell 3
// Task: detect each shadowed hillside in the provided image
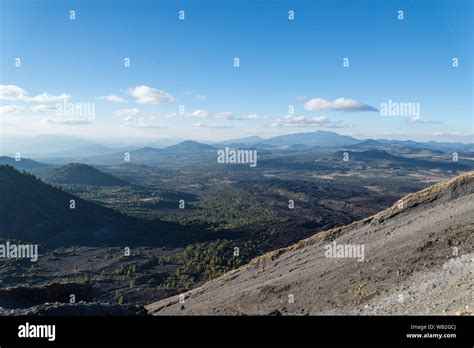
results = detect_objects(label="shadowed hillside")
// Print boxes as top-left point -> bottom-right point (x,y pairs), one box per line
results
0,165 -> 210,247
41,163 -> 128,186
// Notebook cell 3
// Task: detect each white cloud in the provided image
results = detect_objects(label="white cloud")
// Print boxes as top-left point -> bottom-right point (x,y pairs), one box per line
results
0,85 -> 28,101
190,109 -> 208,118
212,111 -> 235,120
28,92 -> 70,103
131,124 -> 167,129
99,95 -> 126,103
190,112 -> 271,121
0,85 -> 70,103
30,104 -> 56,112
115,107 -> 165,128
128,85 -> 173,104
193,122 -> 233,129
406,115 -> 441,124
271,114 -> 344,128
123,115 -> 167,128
0,104 -> 26,114
304,97 -> 377,112
42,118 -> 93,125
195,94 -> 207,100
431,131 -> 472,137
296,96 -> 307,101
174,109 -> 269,121
115,108 -> 141,117
430,131 -> 474,143
238,113 -> 271,120
165,112 -> 178,119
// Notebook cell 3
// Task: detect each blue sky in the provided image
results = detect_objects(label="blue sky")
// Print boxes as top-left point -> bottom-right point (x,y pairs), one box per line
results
0,0 -> 472,142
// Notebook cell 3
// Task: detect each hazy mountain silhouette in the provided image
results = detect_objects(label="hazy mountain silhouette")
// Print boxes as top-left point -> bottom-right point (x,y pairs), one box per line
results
265,130 -> 360,147
163,140 -> 217,153
0,156 -> 51,173
347,139 -> 383,148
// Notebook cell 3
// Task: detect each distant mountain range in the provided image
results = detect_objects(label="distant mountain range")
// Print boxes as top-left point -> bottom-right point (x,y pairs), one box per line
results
262,130 -> 360,147
0,135 -> 182,158
374,138 -> 474,153
164,140 -> 216,152
45,144 -> 141,158
347,139 -> 383,148
2,131 -> 473,167
220,131 -> 473,152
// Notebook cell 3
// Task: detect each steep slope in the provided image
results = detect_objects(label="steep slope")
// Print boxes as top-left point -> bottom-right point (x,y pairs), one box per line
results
147,171 -> 474,315
41,163 -> 128,186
